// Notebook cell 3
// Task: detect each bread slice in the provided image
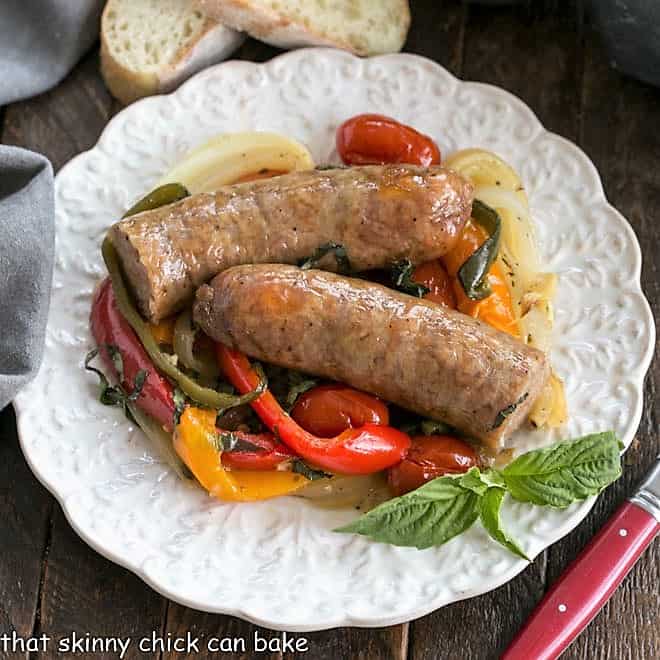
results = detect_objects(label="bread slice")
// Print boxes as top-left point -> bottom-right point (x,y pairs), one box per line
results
195,0 -> 411,56
101,0 -> 245,104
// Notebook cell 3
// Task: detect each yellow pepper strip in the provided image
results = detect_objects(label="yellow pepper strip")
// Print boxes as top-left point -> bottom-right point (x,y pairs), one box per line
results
149,318 -> 175,345
442,221 -> 520,338
173,407 -> 308,502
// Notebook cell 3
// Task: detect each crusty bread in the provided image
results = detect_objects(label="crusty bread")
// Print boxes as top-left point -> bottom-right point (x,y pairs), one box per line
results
195,0 -> 411,56
101,0 -> 245,104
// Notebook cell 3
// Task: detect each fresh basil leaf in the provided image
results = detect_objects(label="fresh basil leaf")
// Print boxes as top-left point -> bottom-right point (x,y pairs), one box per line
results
479,487 -> 529,560
299,242 -> 352,273
500,431 -> 622,508
479,469 -> 506,489
291,460 -> 332,481
390,259 -> 429,298
456,467 -> 490,496
335,475 -> 480,549
453,467 -> 505,496
458,200 -> 502,300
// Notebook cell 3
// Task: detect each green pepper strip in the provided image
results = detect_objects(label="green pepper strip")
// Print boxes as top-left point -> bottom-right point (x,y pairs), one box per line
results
458,199 -> 503,301
122,183 -> 190,218
102,240 -> 266,411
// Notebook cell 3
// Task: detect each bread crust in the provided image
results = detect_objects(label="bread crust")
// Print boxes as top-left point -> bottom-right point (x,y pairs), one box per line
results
100,2 -> 244,104
195,0 -> 411,56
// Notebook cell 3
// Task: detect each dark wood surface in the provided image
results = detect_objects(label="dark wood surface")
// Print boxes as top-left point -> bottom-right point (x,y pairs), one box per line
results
1,1 -> 658,658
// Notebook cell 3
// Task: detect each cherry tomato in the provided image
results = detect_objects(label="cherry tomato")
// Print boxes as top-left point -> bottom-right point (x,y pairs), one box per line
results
291,384 -> 389,438
412,260 -> 457,308
388,435 -> 478,496
219,346 -> 409,475
336,114 -> 441,167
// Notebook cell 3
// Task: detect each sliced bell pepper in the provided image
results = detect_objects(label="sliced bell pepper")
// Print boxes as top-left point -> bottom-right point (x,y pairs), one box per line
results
219,431 -> 297,471
442,222 -> 520,337
90,278 -> 297,470
91,278 -> 176,430
174,407 -> 308,501
217,344 -> 411,475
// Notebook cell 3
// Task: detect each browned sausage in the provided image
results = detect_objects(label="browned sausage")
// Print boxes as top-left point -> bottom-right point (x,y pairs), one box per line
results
110,165 -> 473,322
193,265 -> 550,449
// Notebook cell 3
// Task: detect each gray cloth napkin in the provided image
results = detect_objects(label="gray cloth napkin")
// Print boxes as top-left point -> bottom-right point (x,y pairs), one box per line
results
1,1 -> 102,407
0,147 -> 54,409
0,0 -> 104,105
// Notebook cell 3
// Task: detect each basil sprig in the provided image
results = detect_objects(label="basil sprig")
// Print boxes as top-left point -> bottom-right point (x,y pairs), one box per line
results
458,199 -> 502,300
336,431 -> 622,559
336,473 -> 481,549
84,346 -> 147,418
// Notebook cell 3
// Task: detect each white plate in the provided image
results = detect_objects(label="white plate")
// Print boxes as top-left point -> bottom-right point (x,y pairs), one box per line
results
15,49 -> 655,631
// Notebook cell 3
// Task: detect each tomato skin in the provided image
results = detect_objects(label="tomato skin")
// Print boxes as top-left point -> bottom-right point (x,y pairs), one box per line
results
218,345 -> 409,475
388,435 -> 478,496
412,260 -> 457,308
336,114 -> 441,167
291,384 -> 389,438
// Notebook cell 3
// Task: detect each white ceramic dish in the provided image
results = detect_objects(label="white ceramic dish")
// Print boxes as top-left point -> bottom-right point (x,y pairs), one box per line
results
15,49 -> 655,631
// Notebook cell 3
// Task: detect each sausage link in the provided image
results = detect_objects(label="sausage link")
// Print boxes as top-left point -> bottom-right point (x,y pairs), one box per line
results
193,265 -> 549,449
110,165 -> 473,322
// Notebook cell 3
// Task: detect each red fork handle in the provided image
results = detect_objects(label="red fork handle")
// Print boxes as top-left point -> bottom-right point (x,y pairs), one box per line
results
502,501 -> 659,660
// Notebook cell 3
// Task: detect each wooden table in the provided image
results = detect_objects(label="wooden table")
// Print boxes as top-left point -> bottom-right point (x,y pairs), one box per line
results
1,2 -> 658,658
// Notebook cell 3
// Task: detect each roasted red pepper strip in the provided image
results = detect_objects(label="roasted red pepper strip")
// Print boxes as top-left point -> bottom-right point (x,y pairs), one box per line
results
217,344 -> 411,475
219,431 -> 296,471
91,278 -> 176,430
90,278 -> 295,469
